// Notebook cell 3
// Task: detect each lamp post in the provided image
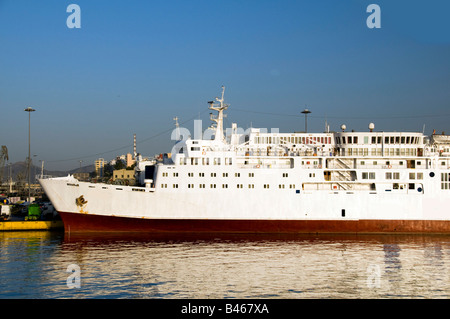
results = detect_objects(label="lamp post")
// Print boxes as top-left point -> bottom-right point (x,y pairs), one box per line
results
301,108 -> 311,133
24,107 -> 35,204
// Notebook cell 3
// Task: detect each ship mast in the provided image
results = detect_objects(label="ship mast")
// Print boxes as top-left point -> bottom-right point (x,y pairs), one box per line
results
208,86 -> 229,143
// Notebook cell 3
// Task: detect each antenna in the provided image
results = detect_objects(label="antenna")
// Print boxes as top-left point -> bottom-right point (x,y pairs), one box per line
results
208,86 -> 229,143
301,108 -> 311,133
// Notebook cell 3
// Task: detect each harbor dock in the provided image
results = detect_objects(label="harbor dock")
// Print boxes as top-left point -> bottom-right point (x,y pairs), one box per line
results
0,220 -> 63,231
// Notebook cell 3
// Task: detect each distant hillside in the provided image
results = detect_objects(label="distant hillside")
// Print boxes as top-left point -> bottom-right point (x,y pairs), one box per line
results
1,161 -> 95,183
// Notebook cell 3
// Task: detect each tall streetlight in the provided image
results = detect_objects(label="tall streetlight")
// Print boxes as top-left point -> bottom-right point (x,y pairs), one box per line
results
301,108 -> 311,133
24,107 -> 35,204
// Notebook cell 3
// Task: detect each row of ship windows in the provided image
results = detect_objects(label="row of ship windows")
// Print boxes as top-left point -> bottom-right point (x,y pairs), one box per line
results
255,136 -> 332,145
162,172 -> 279,178
342,148 -> 418,156
361,172 -> 424,180
162,171 -> 426,179
160,184 -> 297,189
180,157 -> 234,165
336,136 -> 421,145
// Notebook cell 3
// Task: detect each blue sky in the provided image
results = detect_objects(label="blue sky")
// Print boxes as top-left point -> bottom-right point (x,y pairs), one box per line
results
1,0 -> 449,171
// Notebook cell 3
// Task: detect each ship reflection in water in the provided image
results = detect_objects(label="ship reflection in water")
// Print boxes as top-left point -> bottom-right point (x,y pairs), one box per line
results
0,231 -> 449,298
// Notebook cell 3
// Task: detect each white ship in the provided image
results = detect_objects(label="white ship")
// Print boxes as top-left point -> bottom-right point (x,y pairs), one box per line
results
40,87 -> 450,233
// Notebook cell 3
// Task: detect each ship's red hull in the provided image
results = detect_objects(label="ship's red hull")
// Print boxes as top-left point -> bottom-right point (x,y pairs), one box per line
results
59,212 -> 450,234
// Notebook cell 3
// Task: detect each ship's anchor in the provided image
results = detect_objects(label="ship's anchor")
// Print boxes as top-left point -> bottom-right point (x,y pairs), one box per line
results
75,195 -> 88,207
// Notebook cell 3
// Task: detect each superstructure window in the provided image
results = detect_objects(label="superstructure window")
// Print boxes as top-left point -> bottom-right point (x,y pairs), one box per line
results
441,173 -> 450,190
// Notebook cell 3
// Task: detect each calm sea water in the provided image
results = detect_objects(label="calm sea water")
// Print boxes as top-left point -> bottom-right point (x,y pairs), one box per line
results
1,230 -> 449,299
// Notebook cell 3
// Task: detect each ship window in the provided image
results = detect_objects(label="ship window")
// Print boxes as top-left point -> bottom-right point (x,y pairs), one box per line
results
409,173 -> 415,180
264,184 -> 270,189
222,184 -> 228,188
199,173 -> 204,177
341,209 -> 345,217
249,173 -> 254,177
386,172 -> 392,179
354,136 -> 358,144
362,172 -> 368,179
279,184 -> 285,189
199,184 -> 205,188
223,173 -> 228,177
369,172 -> 375,179
393,172 -> 400,179
173,172 -> 178,177
237,184 -> 243,188
364,136 -> 369,144
191,147 -> 200,151
235,173 -> 240,177
210,184 -> 216,188
409,183 -> 415,190
372,136 -> 376,144
417,173 -> 423,180
188,172 -> 193,177
395,137 -> 400,144
377,137 -> 381,144
211,173 -> 216,177
348,136 -> 352,144
385,137 -> 389,144
406,137 -> 410,144
283,173 -> 288,177
390,137 -> 395,144
248,184 -> 254,188
401,137 -> 405,144
173,184 -> 178,188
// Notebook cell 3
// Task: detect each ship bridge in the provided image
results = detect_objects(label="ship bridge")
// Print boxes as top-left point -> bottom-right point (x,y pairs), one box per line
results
334,124 -> 426,157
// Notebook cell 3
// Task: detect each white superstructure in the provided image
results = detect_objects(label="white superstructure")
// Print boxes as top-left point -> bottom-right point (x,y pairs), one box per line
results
39,87 -> 450,233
